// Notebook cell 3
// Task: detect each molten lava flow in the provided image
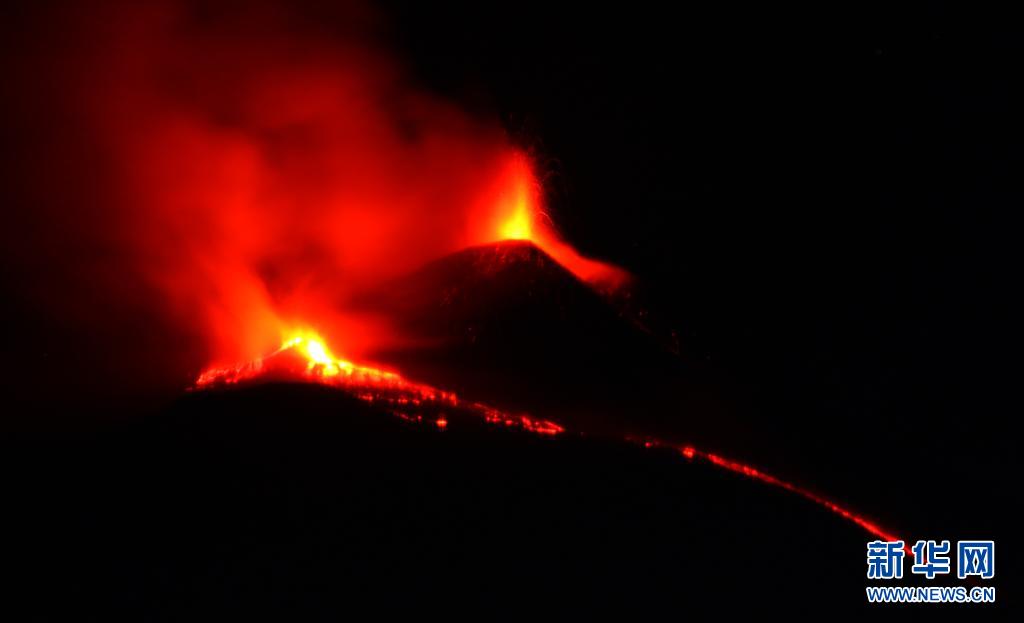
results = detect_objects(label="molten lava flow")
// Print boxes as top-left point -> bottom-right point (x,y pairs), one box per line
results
196,330 -> 564,437
198,332 -> 411,391
676,446 -> 902,543
196,332 -> 899,546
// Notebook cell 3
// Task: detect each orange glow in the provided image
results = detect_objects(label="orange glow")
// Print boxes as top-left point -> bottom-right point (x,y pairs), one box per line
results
498,180 -> 534,240
489,154 -> 539,242
500,206 -> 533,241
196,330 -> 564,438
199,329 -> 424,396
477,154 -> 630,289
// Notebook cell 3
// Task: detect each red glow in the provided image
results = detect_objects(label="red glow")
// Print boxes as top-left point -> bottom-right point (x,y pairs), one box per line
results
697,450 -> 900,542
636,439 -> 901,543
195,330 -> 564,438
27,2 -> 629,375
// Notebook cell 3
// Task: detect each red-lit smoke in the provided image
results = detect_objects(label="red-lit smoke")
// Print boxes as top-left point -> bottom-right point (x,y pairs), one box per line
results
2,0 -> 624,384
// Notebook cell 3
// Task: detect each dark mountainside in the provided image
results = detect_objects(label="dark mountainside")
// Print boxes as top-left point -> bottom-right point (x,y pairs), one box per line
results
1,384 -> 903,619
363,241 -> 730,438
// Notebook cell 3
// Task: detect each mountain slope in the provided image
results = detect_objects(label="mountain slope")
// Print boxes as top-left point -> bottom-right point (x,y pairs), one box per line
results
5,383 -> 888,618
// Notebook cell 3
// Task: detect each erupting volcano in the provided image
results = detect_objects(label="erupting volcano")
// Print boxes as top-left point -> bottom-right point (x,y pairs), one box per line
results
483,155 -> 630,289
59,0 -> 896,548
5,0 -> 906,572
187,140 -> 629,437
195,330 -> 566,436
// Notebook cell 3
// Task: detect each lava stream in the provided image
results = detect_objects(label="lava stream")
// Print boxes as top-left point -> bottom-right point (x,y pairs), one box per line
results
196,332 -> 901,544
195,331 -> 565,437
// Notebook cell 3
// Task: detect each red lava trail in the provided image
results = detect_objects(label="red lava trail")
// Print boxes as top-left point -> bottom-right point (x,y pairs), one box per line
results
195,334 -> 901,545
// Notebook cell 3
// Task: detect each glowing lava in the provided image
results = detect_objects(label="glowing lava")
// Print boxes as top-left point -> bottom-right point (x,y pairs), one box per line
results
195,330 -> 564,437
675,445 -> 901,543
483,154 -> 630,289
197,332 -> 900,545
497,175 -> 534,241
